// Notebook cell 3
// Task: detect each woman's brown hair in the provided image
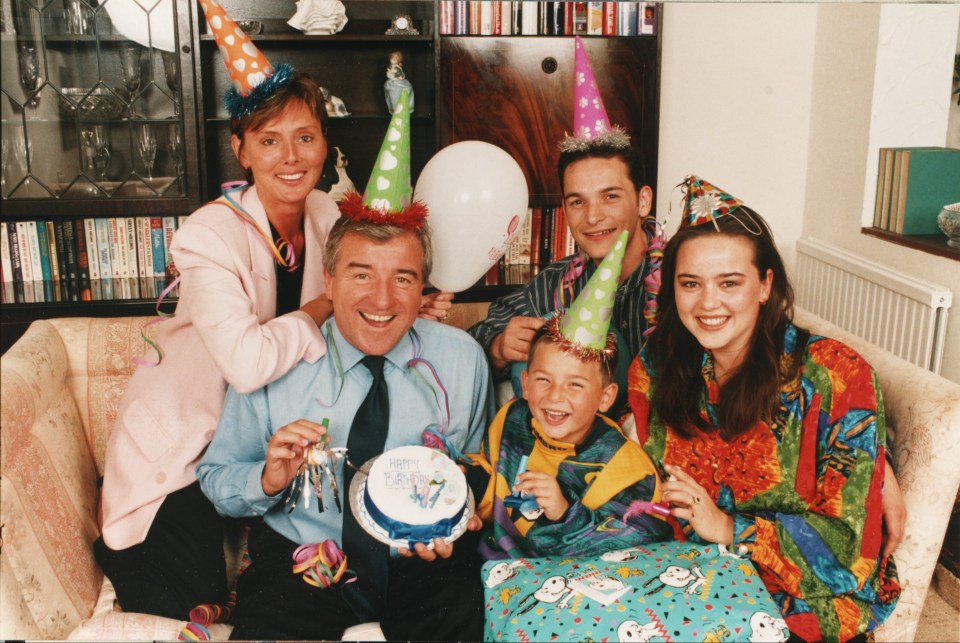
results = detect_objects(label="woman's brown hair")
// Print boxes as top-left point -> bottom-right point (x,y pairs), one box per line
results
646,207 -> 808,440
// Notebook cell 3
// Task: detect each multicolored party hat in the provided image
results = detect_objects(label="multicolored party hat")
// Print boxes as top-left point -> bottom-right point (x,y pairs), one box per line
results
340,89 -> 427,229
680,175 -> 744,228
198,0 -> 293,117
559,36 -> 630,153
546,230 -> 628,363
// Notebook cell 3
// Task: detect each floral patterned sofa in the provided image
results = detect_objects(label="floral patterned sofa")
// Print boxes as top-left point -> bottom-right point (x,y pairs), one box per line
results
1,305 -> 958,641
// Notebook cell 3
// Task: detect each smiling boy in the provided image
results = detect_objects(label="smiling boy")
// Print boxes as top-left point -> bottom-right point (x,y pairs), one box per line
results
474,232 -> 672,560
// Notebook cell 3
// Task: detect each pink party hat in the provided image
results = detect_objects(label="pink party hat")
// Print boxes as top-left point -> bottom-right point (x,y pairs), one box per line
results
198,0 -> 293,117
559,36 -> 630,152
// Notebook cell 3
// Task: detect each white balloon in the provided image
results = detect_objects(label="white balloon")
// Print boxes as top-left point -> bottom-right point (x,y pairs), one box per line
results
415,141 -> 529,292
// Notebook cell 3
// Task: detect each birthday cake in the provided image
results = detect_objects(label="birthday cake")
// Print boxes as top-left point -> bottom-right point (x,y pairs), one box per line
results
357,445 -> 470,546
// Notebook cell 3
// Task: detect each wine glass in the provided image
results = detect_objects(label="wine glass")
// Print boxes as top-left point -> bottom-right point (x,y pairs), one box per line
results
12,130 -> 31,174
82,125 -> 110,182
118,42 -> 143,116
17,43 -> 41,107
1,137 -> 8,193
167,123 -> 184,182
161,50 -> 180,113
137,124 -> 157,181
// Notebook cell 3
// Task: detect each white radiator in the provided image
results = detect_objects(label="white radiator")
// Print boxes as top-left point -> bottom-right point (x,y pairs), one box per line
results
794,238 -> 952,374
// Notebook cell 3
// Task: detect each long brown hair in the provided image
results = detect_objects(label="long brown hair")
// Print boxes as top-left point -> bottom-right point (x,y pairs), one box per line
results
646,207 -> 807,440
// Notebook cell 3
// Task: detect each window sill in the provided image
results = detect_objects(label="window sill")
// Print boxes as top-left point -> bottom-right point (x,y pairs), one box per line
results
861,227 -> 960,261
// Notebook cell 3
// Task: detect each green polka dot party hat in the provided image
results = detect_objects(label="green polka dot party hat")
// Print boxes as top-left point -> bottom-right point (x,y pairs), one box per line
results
547,229 -> 628,363
339,88 -> 427,229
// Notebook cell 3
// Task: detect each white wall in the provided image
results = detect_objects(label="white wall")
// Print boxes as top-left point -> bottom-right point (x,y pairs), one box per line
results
658,2 -> 960,383
657,3 -> 817,270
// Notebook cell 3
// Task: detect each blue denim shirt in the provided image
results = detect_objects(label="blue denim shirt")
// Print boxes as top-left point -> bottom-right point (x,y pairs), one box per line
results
197,317 -> 494,546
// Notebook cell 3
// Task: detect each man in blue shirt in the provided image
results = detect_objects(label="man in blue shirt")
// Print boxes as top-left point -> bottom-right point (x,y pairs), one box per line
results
198,217 -> 493,640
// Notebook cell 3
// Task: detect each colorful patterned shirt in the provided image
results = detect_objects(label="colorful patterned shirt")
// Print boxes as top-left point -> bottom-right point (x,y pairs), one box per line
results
475,399 -> 672,560
627,322 -> 901,642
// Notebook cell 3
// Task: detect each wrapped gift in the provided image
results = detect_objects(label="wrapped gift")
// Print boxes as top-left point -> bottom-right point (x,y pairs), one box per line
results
482,540 -> 789,642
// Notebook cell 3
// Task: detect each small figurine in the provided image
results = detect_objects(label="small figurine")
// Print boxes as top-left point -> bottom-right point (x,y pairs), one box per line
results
287,0 -> 348,36
320,86 -> 350,117
320,146 -> 356,202
384,51 -> 415,113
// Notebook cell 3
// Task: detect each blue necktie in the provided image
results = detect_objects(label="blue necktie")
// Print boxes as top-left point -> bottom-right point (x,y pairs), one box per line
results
341,355 -> 389,620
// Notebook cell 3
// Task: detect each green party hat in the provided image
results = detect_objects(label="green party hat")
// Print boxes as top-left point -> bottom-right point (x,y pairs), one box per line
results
547,230 -> 628,363
339,89 -> 427,229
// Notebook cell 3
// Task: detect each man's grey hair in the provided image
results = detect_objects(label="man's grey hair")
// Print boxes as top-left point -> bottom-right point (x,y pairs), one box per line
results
322,217 -> 434,279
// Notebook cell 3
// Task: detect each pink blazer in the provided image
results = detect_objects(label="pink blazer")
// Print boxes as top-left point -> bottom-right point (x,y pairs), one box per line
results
100,186 -> 341,550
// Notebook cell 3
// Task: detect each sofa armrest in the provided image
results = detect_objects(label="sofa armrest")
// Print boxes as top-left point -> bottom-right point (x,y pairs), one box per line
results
1,320 -> 104,639
794,307 -> 960,642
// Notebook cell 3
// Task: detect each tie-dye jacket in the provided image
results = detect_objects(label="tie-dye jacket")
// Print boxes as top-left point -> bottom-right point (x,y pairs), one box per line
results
628,322 -> 901,642
475,399 -> 672,560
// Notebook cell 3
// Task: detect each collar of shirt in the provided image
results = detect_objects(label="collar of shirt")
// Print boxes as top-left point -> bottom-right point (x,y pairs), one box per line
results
324,316 -> 418,375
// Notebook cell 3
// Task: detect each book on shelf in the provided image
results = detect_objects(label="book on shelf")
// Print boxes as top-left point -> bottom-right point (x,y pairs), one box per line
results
162,216 -> 178,280
127,217 -> 140,280
521,1 -> 538,35
0,224 -> 11,284
438,0 -> 455,34
617,1 -> 638,36
95,218 -> 113,280
84,219 -> 100,281
35,220 -> 54,283
136,217 -> 149,279
53,221 -> 68,287
586,2 -> 603,35
45,221 -> 61,283
500,1 -> 512,35
479,0 -> 493,35
150,217 -> 166,279
60,220 -> 79,301
639,2 -> 657,35
547,1 -> 565,36
888,147 -> 960,235
453,0 -> 468,34
572,2 -> 588,34
873,147 -> 895,229
7,223 -> 23,285
602,2 -> 616,36
75,219 -> 92,301
469,0 -> 482,34
26,222 -> 43,285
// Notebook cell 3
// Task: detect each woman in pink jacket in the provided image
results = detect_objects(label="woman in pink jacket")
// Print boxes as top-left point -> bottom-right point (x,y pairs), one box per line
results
95,72 -> 343,618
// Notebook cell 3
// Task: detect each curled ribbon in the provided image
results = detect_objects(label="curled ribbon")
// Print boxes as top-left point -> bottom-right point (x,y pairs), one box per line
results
292,540 -> 356,589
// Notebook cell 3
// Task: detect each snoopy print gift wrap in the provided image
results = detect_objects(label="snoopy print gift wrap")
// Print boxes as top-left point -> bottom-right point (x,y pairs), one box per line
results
482,541 -> 789,642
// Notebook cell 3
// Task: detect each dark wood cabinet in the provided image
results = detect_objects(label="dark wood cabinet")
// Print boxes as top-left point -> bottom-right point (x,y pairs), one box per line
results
1,1 -> 661,353
439,35 -> 660,206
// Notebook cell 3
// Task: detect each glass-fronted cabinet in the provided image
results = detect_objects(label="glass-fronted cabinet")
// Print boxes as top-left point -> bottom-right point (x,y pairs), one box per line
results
0,0 -> 200,211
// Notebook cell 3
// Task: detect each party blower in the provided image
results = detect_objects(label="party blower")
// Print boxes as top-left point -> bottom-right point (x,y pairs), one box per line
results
414,141 -> 529,293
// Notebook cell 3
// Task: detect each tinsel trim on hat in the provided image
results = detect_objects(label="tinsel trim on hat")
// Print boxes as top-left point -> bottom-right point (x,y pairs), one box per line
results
338,191 -> 428,230
558,126 -> 631,153
544,315 -> 618,365
223,63 -> 295,118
